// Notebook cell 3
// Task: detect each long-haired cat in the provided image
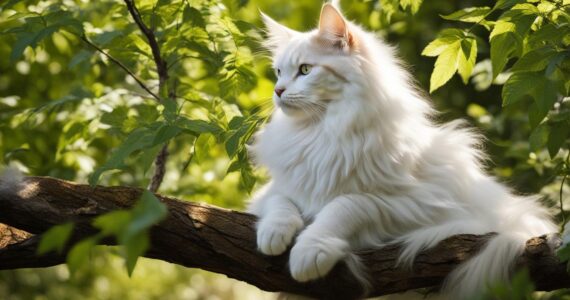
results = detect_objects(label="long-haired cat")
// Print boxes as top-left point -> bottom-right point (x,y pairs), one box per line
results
247,2 -> 555,298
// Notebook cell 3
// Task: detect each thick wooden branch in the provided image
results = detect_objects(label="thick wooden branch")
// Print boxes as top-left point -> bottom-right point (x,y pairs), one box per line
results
0,176 -> 568,299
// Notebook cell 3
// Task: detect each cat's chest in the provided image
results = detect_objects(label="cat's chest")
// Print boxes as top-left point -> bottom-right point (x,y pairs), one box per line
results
254,120 -> 357,200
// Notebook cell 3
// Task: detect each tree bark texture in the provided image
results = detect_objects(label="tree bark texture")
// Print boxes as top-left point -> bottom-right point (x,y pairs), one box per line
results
0,176 -> 568,299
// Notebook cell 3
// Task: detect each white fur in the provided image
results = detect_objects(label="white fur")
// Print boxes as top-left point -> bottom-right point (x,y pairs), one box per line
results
248,4 -> 555,299
0,167 -> 25,195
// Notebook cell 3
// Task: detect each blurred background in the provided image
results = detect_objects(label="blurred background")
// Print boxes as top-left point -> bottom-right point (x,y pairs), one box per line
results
0,0 -> 567,299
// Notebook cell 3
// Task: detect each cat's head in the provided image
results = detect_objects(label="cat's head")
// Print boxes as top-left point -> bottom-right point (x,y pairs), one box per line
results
262,4 -> 366,120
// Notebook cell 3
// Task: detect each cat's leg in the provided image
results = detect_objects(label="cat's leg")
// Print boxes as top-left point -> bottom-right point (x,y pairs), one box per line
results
248,184 -> 304,256
288,194 -> 373,282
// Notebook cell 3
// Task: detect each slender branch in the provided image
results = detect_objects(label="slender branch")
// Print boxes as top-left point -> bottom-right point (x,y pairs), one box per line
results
123,0 -> 173,192
80,35 -> 161,102
0,176 -> 568,299
123,0 -> 169,90
148,143 -> 169,192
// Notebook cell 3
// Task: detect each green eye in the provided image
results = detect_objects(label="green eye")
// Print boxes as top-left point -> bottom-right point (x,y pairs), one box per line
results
299,64 -> 312,75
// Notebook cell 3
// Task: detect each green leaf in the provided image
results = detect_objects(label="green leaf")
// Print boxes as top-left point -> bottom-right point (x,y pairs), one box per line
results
93,211 -> 132,236
139,144 -> 163,174
490,33 -> 516,78
240,163 -> 256,193
67,237 -> 97,274
89,126 -> 161,185
56,121 -> 87,159
422,29 -> 463,57
183,5 -> 206,28
37,223 -> 74,255
429,41 -> 460,93
125,191 -> 167,240
123,231 -> 149,276
1,0 -> 23,9
502,69 -> 559,117
228,116 -> 245,130
529,124 -> 550,152
100,106 -> 129,128
494,0 -> 526,10
194,133 -> 213,163
162,98 -> 178,122
93,191 -> 166,276
502,72 -> 541,106
511,47 -> 557,72
225,126 -> 249,158
152,124 -> 181,145
399,0 -> 423,14
529,23 -> 569,46
528,102 -> 546,129
68,49 -> 93,69
176,118 -> 223,135
457,38 -> 477,84
30,91 -> 91,114
491,5 -> 537,39
10,33 -> 36,62
531,77 -> 558,115
121,190 -> 166,275
11,25 -> 62,62
547,123 -> 570,158
227,160 -> 241,173
441,7 -> 491,23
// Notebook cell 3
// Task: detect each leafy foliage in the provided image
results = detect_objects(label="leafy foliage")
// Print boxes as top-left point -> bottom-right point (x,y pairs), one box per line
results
424,0 -> 569,161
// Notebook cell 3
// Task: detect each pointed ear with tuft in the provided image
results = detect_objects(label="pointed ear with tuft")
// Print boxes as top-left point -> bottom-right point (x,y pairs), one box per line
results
260,11 -> 298,54
318,4 -> 355,51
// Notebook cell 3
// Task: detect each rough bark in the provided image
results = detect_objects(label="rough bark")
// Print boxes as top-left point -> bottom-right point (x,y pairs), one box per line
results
0,176 -> 568,299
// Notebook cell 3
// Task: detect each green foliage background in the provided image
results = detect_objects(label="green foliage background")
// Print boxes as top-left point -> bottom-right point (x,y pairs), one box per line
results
0,0 -> 569,299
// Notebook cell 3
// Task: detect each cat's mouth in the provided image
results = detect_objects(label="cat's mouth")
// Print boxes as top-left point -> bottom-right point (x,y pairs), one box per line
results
277,99 -> 302,110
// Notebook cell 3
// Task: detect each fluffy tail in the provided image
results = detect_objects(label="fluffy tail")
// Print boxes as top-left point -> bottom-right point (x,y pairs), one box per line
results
443,233 -> 526,298
443,196 -> 555,299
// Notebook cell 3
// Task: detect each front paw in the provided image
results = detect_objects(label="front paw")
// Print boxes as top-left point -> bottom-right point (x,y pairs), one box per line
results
289,235 -> 349,282
257,215 -> 304,256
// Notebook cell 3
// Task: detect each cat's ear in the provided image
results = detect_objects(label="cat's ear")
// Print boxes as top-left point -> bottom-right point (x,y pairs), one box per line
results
318,4 -> 355,51
260,11 -> 297,54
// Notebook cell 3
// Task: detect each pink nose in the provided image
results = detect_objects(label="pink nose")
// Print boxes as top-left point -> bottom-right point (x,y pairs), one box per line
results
274,88 -> 285,97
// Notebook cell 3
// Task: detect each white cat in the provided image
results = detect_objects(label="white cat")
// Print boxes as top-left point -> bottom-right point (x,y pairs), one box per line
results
247,2 -> 556,298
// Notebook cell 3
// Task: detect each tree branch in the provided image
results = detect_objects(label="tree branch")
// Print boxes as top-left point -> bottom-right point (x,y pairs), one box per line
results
123,0 -> 172,192
0,176 -> 568,299
124,0 -> 169,91
148,143 -> 169,192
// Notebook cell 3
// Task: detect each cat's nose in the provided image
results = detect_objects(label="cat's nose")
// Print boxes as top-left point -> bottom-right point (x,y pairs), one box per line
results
274,88 -> 285,97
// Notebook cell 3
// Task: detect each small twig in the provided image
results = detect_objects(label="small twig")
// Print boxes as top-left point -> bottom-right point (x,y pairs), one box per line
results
148,144 -> 169,192
80,35 -> 161,102
465,8 -> 495,34
124,0 -> 169,91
